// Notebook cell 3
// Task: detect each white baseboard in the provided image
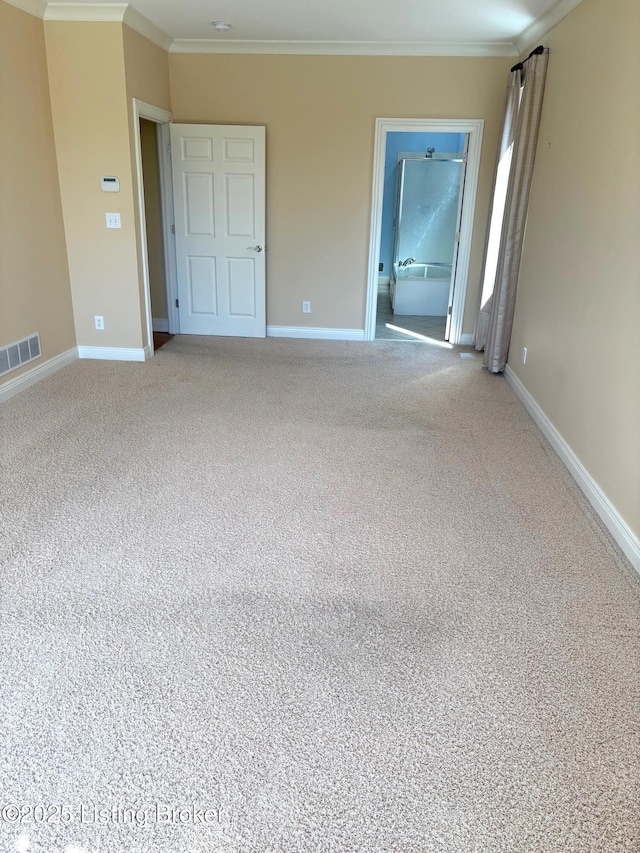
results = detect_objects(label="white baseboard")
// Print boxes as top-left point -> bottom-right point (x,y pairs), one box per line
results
0,347 -> 78,404
505,365 -> 640,575
267,326 -> 366,341
152,317 -> 169,332
77,346 -> 148,362
378,275 -> 390,286
459,333 -> 473,345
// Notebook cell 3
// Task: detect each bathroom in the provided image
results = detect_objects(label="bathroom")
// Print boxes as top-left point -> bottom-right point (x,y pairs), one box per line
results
376,131 -> 467,341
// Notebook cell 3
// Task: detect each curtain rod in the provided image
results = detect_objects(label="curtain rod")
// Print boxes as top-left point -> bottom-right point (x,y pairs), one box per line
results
511,44 -> 545,73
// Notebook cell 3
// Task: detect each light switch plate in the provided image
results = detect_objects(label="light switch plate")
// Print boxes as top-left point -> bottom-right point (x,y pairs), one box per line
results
106,212 -> 121,229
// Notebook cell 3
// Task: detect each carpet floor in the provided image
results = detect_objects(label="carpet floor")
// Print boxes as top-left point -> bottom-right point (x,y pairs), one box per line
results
1,336 -> 639,853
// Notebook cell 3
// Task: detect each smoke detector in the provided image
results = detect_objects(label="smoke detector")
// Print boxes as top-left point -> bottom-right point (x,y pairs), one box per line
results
211,21 -> 232,32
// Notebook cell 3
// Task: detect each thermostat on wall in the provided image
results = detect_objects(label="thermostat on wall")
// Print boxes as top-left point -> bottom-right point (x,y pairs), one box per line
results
101,176 -> 120,192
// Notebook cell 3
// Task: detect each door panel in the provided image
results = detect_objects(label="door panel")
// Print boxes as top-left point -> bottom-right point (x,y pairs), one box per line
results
184,173 -> 215,236
225,175 -> 255,237
182,136 -> 213,160
188,256 -> 217,315
228,259 -> 256,316
171,124 -> 266,337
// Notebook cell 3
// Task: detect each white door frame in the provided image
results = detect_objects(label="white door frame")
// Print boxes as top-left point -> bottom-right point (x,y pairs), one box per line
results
132,99 -> 176,357
365,118 -> 484,344
157,122 -> 180,336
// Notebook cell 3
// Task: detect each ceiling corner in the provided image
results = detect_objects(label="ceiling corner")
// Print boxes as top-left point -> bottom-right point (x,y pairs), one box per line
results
122,4 -> 172,51
515,0 -> 584,54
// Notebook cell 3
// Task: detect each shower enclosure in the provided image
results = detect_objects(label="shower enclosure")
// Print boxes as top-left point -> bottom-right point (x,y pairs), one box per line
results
390,155 -> 464,320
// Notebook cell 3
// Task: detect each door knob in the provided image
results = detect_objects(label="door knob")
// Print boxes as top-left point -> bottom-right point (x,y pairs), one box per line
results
248,245 -> 263,252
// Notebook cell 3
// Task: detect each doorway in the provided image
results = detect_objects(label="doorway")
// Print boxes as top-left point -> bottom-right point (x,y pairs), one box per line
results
132,99 -> 175,358
133,107 -> 267,350
139,117 -> 172,351
377,133 -> 467,343
365,119 -> 484,345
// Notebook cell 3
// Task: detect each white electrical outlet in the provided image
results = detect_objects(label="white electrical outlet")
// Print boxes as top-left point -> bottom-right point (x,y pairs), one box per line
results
522,346 -> 528,364
105,212 -> 121,229
95,316 -> 104,330
302,301 -> 311,314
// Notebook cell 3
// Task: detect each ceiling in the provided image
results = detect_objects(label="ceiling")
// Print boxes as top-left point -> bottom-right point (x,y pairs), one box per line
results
31,0 -> 582,54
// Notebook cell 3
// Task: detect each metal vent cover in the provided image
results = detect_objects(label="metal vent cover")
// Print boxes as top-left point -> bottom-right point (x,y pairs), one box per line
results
0,333 -> 41,377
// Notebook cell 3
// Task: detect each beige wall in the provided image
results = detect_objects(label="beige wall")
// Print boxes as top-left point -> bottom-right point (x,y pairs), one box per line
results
140,118 -> 168,320
0,0 -> 75,383
45,21 -> 144,350
509,0 -> 640,537
122,25 -> 171,113
44,21 -> 170,352
169,54 -> 511,332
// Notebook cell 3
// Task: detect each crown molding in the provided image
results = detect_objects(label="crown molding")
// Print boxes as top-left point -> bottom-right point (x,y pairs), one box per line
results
45,2 -> 127,22
43,2 -> 171,49
3,0 -> 47,18
9,0 -> 582,59
515,0 -> 583,54
123,4 -> 172,50
169,39 -> 518,57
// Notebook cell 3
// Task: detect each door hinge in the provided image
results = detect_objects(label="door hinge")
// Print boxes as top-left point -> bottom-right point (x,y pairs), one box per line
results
455,231 -> 461,242
171,224 -> 175,234
175,298 -> 179,308
448,305 -> 453,315
167,143 -> 171,156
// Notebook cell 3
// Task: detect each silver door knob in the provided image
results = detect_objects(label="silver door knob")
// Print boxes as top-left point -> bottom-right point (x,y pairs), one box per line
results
248,245 -> 263,252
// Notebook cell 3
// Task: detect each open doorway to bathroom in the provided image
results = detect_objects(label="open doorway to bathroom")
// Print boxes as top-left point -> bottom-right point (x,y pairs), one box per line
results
365,119 -> 484,345
377,132 -> 466,342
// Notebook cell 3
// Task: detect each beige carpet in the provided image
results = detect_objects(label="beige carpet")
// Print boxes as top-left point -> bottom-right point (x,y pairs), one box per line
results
1,336 -> 639,853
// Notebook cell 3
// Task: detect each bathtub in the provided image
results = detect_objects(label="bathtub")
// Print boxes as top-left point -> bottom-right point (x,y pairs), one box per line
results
391,263 -> 452,316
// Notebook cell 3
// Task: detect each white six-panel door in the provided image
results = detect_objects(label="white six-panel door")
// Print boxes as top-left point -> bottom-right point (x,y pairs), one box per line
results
170,124 -> 266,337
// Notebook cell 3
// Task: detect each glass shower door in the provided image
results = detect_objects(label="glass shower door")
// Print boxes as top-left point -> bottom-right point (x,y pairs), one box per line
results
394,158 -> 463,266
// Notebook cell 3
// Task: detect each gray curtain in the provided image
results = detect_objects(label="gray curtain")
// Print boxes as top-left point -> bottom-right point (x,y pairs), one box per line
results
476,50 -> 549,373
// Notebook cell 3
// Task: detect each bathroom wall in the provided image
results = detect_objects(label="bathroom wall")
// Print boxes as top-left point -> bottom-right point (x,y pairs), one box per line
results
379,132 -> 465,274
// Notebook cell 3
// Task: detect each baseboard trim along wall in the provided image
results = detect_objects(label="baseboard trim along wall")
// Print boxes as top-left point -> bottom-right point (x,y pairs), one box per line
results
459,333 -> 473,345
152,317 -> 169,332
505,365 -> 640,575
77,346 -> 148,362
267,326 -> 366,341
0,346 -> 78,404
1,344 -> 152,404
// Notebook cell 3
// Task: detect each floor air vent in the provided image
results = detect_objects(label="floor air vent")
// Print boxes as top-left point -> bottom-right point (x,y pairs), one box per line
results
0,333 -> 41,377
